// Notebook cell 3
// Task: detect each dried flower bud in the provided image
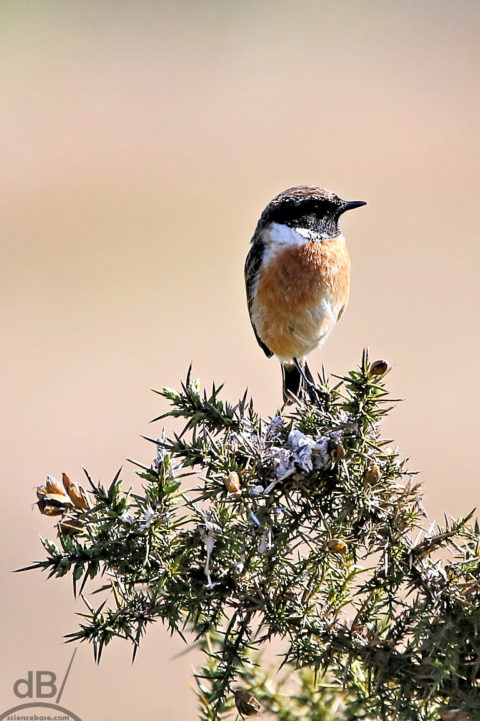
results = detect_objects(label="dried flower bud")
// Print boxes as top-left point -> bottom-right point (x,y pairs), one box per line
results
330,442 -> 346,460
234,689 -> 261,717
36,475 -> 67,499
327,538 -> 348,555
370,359 -> 389,376
364,465 -> 381,485
37,494 -> 73,516
225,471 -> 241,497
36,475 -> 72,515
58,517 -> 85,536
36,473 -> 90,517
62,472 -> 90,510
437,706 -> 471,721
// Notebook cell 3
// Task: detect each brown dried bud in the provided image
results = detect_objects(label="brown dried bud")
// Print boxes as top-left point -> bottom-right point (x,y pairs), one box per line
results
327,538 -> 348,555
225,471 -> 241,497
37,475 -> 72,515
330,442 -> 346,460
234,689 -> 261,717
37,476 -> 67,499
370,359 -> 389,376
364,465 -> 381,485
62,472 -> 90,510
58,517 -> 85,536
37,494 -> 73,516
36,473 -> 90,516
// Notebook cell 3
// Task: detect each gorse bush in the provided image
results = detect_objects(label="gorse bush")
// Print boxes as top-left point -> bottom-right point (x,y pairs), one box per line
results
23,352 -> 480,721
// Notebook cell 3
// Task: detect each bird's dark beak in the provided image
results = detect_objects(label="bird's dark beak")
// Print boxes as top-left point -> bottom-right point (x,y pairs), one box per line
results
340,200 -> 367,213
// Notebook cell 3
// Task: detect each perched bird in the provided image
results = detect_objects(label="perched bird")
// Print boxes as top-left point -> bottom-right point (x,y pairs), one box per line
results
245,185 -> 366,403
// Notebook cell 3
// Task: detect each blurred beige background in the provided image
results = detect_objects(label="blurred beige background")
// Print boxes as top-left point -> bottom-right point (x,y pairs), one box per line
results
1,1 -> 479,718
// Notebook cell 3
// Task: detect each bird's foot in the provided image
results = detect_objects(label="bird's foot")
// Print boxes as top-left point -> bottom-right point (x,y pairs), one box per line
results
304,381 -> 329,408
293,358 -> 329,409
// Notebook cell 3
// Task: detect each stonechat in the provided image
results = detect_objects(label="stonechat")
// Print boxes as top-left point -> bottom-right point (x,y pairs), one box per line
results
245,185 -> 366,403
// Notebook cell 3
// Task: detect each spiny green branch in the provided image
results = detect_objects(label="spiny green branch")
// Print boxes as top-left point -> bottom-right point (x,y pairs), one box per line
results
23,352 -> 480,721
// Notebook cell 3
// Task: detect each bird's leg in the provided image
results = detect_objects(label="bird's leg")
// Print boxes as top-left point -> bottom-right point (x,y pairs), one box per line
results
293,358 -> 328,408
293,357 -> 318,403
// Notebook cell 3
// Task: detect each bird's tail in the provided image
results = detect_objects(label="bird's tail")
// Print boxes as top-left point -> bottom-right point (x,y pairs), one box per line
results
281,359 -> 314,404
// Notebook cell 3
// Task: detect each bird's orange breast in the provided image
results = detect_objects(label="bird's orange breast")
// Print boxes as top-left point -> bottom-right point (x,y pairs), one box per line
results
251,235 -> 350,361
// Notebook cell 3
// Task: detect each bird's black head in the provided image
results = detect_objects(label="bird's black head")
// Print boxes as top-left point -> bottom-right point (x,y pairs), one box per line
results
258,185 -> 367,239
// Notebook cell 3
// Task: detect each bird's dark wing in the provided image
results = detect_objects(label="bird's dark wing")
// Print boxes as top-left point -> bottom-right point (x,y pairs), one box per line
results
244,236 -> 274,358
